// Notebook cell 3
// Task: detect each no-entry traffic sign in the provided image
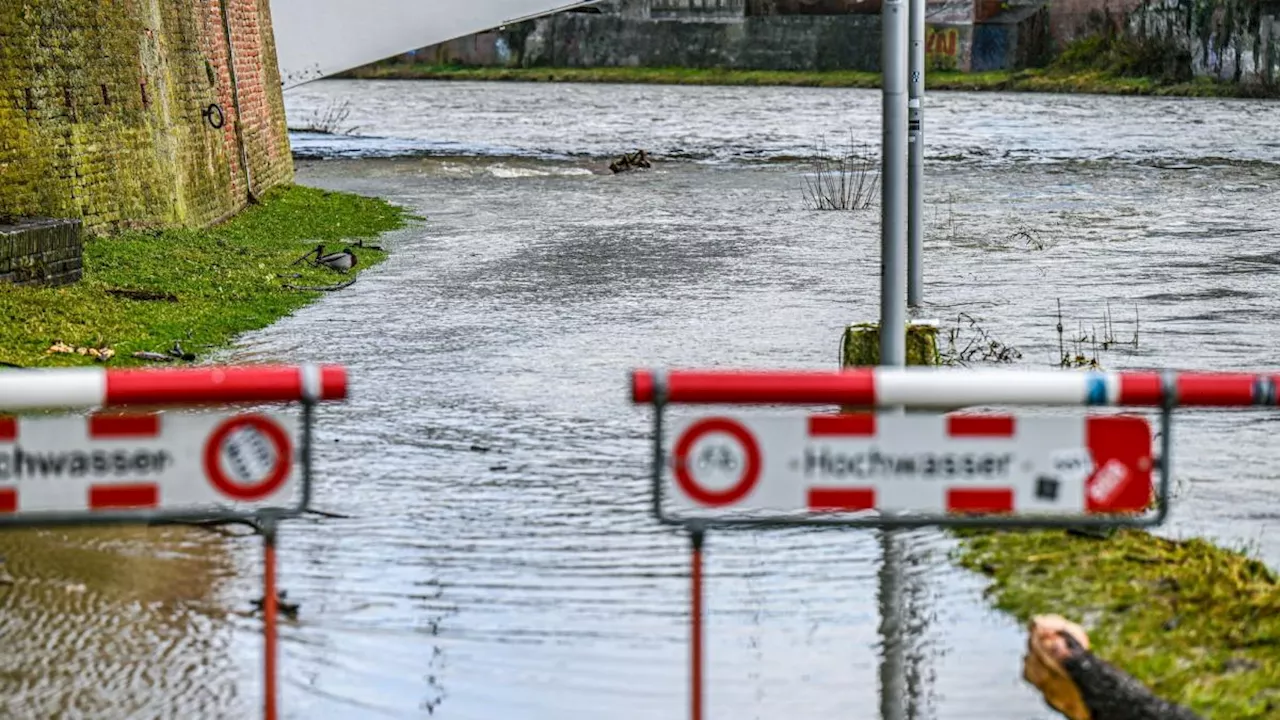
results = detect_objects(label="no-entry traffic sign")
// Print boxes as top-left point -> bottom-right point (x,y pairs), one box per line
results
0,410 -> 299,520
665,412 -> 1153,520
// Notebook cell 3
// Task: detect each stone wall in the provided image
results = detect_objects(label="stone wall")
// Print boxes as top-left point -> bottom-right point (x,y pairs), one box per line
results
1128,0 -> 1280,83
0,218 -> 82,287
522,12 -> 905,71
0,0 -> 293,237
1047,0 -> 1145,49
417,0 -> 1024,72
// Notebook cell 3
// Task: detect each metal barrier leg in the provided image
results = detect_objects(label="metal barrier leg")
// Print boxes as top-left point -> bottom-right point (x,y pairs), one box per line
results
691,529 -> 705,720
262,518 -> 279,720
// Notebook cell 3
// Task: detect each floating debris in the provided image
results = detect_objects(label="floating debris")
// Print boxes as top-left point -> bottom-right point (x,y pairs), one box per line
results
132,351 -> 176,362
168,342 -> 196,361
293,243 -> 358,273
609,149 -> 652,174
282,279 -> 357,292
251,589 -> 300,620
48,342 -> 114,362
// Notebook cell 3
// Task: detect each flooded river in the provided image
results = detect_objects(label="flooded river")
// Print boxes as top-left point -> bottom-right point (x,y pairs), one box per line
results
5,79 -> 1280,718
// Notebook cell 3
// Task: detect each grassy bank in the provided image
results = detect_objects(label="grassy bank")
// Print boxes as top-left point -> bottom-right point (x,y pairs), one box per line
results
956,528 -> 1280,718
0,185 -> 410,368
341,63 -> 1269,98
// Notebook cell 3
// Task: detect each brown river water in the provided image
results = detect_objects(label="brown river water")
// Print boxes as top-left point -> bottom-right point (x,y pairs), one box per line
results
2,79 -> 1278,718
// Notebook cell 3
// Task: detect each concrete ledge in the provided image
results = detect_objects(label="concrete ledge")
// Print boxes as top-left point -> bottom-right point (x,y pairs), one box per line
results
0,218 -> 84,287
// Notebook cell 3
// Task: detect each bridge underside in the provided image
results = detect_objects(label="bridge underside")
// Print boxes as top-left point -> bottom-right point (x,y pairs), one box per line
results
268,0 -> 598,88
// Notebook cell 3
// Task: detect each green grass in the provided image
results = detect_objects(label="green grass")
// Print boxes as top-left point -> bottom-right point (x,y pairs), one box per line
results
0,185 -> 412,367
955,528 -> 1280,718
340,63 -> 1270,98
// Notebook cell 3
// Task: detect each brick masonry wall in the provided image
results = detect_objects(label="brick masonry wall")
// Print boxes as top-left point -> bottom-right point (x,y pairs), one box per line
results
0,218 -> 83,287
0,0 -> 293,237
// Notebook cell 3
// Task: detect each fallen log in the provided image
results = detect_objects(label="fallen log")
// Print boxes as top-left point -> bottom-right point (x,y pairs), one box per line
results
282,278 -> 357,292
1024,615 -> 1204,720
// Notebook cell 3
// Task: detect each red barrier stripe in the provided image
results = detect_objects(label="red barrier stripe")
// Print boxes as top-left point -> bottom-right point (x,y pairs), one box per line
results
947,415 -> 1014,437
1117,373 -> 1161,405
809,414 -> 876,436
0,417 -> 14,442
639,370 -> 876,406
88,413 -> 160,438
1177,373 -> 1256,406
0,489 -> 15,513
809,487 -> 876,511
103,366 -> 346,406
631,370 -> 655,403
947,488 -> 1014,514
321,366 -> 348,403
89,484 -> 159,510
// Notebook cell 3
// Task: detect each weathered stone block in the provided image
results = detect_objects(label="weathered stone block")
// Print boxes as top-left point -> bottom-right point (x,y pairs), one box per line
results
0,217 -> 83,287
840,321 -> 941,368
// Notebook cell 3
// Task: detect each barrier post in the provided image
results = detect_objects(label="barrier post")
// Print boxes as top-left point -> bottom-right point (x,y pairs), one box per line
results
263,516 -> 280,720
0,364 -> 347,720
629,366 -> 1219,714
690,528 -> 705,720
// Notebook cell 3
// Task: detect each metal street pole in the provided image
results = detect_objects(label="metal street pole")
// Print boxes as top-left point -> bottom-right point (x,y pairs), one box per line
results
907,0 -> 925,307
879,0 -> 908,716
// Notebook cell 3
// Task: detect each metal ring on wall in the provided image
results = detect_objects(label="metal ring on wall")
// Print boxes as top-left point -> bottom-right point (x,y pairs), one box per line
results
201,103 -> 226,129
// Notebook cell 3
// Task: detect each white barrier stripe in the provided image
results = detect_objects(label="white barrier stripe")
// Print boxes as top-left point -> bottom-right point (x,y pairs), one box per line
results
0,369 -> 106,411
874,369 -> 1093,407
300,363 -> 322,403
1103,373 -> 1121,405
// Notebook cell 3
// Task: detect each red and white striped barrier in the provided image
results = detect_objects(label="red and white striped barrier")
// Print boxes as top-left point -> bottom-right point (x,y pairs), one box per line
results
666,412 -> 1152,517
631,367 -> 1270,408
0,365 -> 346,411
0,411 -> 298,515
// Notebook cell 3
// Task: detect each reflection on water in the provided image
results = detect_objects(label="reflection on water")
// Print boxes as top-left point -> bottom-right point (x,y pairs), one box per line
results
0,526 -> 239,718
2,79 -> 1277,718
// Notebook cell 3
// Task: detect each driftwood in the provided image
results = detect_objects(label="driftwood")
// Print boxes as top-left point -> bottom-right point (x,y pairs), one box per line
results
610,149 -> 652,174
131,342 -> 196,363
283,278 -> 356,292
132,351 -> 176,362
107,288 -> 178,302
1024,615 -> 1204,720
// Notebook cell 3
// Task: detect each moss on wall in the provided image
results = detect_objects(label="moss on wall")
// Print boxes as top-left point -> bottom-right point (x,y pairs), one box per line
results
0,0 -> 293,236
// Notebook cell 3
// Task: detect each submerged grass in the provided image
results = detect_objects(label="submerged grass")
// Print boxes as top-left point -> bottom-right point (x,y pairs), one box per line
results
0,185 -> 411,367
955,528 -> 1280,718
341,63 -> 1270,98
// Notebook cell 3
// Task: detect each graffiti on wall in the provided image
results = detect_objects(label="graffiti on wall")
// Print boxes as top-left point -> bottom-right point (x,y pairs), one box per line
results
925,25 -> 959,69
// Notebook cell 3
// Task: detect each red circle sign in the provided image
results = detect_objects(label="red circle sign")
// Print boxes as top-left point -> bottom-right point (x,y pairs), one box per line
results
672,417 -> 761,507
202,414 -> 293,501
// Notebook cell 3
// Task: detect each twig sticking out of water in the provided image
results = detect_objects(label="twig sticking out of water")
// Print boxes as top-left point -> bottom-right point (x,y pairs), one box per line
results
801,131 -> 879,212
1055,300 -> 1141,369
940,313 -> 1022,366
288,98 -> 360,135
